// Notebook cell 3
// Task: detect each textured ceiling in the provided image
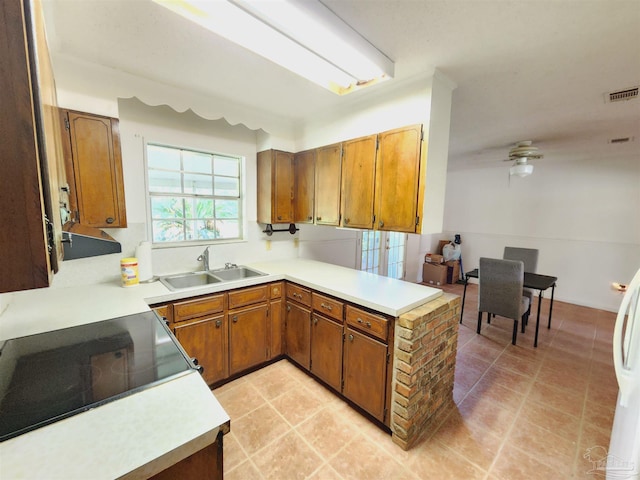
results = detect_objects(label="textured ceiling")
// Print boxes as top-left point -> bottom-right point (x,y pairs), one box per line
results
43,0 -> 640,170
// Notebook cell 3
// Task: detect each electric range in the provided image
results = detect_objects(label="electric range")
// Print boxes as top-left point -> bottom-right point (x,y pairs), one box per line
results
0,310 -> 196,442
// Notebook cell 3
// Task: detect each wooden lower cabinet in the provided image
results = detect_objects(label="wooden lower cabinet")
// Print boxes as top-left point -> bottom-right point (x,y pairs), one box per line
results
269,298 -> 283,358
228,303 -> 269,375
173,314 -> 228,386
285,300 -> 311,370
151,431 -> 223,480
310,313 -> 343,391
343,327 -> 388,423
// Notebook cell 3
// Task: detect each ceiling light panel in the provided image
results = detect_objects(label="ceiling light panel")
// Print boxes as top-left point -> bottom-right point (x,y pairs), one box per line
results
153,0 -> 394,94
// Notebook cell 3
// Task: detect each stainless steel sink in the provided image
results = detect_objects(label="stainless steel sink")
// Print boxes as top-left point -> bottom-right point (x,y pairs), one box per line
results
160,271 -> 222,291
210,266 -> 266,282
159,266 -> 266,291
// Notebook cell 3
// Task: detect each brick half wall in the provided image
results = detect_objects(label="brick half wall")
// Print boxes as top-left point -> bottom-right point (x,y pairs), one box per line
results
390,293 -> 460,450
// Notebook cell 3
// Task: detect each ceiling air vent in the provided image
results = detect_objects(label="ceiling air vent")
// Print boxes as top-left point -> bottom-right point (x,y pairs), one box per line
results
607,87 -> 638,103
608,136 -> 634,144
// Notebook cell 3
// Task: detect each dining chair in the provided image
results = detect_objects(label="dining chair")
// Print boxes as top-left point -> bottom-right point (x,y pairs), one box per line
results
477,257 -> 530,345
503,246 -> 539,319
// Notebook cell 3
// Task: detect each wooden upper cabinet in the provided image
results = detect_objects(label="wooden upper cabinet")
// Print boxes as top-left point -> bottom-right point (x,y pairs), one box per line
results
257,149 -> 294,224
0,0 -> 64,293
340,135 -> 377,229
293,149 -> 315,223
61,110 -> 127,228
374,124 -> 424,233
314,143 -> 342,226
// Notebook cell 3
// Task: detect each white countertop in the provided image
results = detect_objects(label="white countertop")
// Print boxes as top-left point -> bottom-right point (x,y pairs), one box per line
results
1,372 -> 229,480
0,259 -> 441,479
0,259 -> 441,341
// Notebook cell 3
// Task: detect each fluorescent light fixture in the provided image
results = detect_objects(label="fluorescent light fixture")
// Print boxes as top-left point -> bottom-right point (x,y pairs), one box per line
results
153,0 -> 394,94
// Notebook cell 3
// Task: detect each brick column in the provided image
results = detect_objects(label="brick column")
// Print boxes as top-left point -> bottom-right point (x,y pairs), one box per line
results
390,293 -> 460,450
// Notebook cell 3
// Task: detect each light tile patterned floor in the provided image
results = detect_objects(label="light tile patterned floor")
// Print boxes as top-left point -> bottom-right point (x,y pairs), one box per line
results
213,283 -> 618,479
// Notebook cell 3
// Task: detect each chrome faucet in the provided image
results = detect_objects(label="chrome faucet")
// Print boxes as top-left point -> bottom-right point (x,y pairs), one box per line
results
197,246 -> 210,271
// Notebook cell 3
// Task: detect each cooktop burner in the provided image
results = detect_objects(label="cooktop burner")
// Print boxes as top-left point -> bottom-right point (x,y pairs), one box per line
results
0,311 -> 195,442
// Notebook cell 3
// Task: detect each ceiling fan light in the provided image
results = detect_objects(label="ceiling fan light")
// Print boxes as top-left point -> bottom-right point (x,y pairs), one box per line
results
510,163 -> 534,177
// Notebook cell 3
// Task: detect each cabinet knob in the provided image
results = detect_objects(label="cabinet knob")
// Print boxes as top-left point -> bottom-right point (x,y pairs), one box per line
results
344,218 -> 350,225
379,220 -> 384,228
232,315 -> 238,323
106,217 -> 115,224
316,216 -> 322,221
349,334 -> 354,342
277,215 -> 282,220
215,319 -> 222,327
307,216 -> 313,221
313,317 -> 318,325
287,305 -> 291,312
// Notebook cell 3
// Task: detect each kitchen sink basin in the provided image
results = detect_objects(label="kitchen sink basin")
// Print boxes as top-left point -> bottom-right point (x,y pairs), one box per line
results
210,266 -> 266,282
159,266 -> 266,291
160,271 -> 222,291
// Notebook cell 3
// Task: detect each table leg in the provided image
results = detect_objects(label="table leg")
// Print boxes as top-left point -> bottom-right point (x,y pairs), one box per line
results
534,290 -> 545,348
547,283 -> 556,329
460,276 -> 468,324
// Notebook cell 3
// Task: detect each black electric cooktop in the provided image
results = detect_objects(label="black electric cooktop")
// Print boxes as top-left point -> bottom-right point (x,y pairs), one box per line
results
0,311 -> 195,442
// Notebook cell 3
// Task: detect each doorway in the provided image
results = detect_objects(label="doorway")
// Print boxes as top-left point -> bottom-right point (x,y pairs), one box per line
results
357,230 -> 407,280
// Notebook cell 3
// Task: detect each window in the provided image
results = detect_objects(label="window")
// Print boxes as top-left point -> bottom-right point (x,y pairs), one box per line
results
146,144 -> 242,244
358,230 -> 407,279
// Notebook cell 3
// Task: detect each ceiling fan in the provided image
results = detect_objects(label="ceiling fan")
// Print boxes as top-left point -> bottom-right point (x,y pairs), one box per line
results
505,141 -> 544,177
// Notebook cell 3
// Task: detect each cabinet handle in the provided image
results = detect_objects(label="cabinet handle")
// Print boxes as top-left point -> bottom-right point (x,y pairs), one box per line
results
349,334 -> 354,342
277,215 -> 282,220
357,317 -> 363,324
308,216 -> 313,221
316,216 -> 322,221
379,220 -> 384,228
232,315 -> 238,323
313,317 -> 318,325
344,218 -> 350,225
106,217 -> 115,224
321,303 -> 332,311
215,319 -> 222,327
287,305 -> 291,312
366,321 -> 372,328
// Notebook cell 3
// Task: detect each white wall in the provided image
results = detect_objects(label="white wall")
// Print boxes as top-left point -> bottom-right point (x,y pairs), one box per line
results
52,98 -> 300,287
442,154 -> 640,312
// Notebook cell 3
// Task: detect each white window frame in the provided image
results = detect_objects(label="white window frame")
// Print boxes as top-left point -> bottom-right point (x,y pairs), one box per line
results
144,142 -> 245,247
356,230 -> 408,279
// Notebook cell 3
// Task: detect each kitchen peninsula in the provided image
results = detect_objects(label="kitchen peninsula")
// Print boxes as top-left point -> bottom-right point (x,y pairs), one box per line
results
0,259 -> 460,477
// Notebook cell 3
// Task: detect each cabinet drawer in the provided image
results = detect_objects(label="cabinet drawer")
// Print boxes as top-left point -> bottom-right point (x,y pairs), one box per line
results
346,305 -> 389,342
286,283 -> 312,307
312,293 -> 344,323
173,294 -> 225,322
270,282 -> 283,299
228,285 -> 269,310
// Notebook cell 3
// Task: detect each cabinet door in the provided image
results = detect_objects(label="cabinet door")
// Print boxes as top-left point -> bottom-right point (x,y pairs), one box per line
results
174,314 -> 228,386
293,150 -> 315,223
310,314 -> 343,391
285,301 -> 311,370
0,0 -> 62,293
340,135 -> 377,229
269,298 -> 283,358
374,125 -> 423,233
343,327 -> 388,422
314,143 -> 342,226
229,304 -> 269,375
63,110 -> 127,228
257,149 -> 293,224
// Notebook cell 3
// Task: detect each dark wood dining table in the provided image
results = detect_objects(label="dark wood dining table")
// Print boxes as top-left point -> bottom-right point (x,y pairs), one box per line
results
460,269 -> 557,348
